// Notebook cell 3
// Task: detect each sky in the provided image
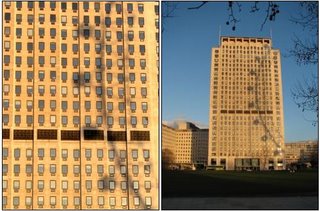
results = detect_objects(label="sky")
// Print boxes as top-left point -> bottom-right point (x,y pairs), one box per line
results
162,2 -> 318,142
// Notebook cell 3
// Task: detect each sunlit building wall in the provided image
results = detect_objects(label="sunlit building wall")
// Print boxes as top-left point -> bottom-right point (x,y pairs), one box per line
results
208,36 -> 285,170
2,1 -> 159,209
285,140 -> 318,164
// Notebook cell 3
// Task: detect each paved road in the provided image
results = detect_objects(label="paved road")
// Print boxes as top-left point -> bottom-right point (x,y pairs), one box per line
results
162,196 -> 318,210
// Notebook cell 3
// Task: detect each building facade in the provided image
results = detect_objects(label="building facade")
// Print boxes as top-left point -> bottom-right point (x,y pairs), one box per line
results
3,1 -> 159,209
162,122 -> 208,165
285,140 -> 318,164
161,124 -> 177,163
208,36 -> 285,170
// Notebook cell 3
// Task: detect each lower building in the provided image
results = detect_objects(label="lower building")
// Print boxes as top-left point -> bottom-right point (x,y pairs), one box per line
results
162,121 -> 208,167
285,140 -> 318,165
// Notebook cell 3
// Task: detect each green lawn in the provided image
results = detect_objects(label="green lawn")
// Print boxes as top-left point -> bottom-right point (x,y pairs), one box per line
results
162,169 -> 318,198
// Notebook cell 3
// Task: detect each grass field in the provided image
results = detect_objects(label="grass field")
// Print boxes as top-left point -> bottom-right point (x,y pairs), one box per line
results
162,169 -> 318,198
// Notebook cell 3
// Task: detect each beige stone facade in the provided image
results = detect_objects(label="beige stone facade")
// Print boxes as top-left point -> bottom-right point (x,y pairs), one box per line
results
208,36 -> 285,170
161,124 -> 177,162
3,1 -> 158,209
162,122 -> 208,165
285,140 -> 318,164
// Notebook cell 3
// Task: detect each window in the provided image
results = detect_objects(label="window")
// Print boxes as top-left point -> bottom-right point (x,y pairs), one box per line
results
119,117 -> 125,127
105,3 -> 111,13
116,4 -> 122,13
62,149 -> 68,159
105,17 -> 111,27
121,181 -> 127,190
38,180 -> 44,190
141,87 -> 147,97
117,31 -> 123,40
109,165 -> 115,174
130,87 -> 136,96
62,197 -> 68,206
128,17 -> 133,26
142,117 -> 148,126
13,197 -> 19,206
73,165 -> 80,174
97,149 -> 103,159
38,148 -> 44,160
83,2 -> 89,10
140,59 -> 146,68
121,197 -> 127,206
50,148 -> 56,159
85,180 -> 92,191
106,31 -> 111,40
39,42 -> 45,51
4,27 -> 10,36
134,197 -> 140,206
132,165 -> 139,175
96,101 -> 102,110
27,15 -> 34,24
16,42 -> 22,51
50,197 -> 56,206
145,181 -> 151,190
61,2 -> 67,10
85,165 -> 92,174
61,16 -> 67,24
86,196 -> 92,206
139,17 -> 144,27
50,164 -> 56,174
39,28 -> 45,37
127,3 -> 133,12
130,102 -> 136,111
38,164 -> 44,175
98,180 -> 104,190
109,181 -> 115,191
116,18 -> 123,27
129,59 -> 135,68
95,16 -> 100,25
107,117 -> 113,126
4,41 -> 10,50
145,197 -> 152,206
50,28 -> 57,38
107,88 -> 113,97
117,45 -> 123,54
72,16 -> 78,25
16,28 -> 22,37
139,45 -> 145,54
98,196 -> 104,206
15,115 -> 21,125
118,88 -> 124,98
14,148 -> 20,159
108,150 -> 115,160
74,181 -> 80,190
144,165 -> 151,174
97,165 -> 104,174
143,150 -> 150,160
85,149 -> 91,159
72,3 -> 78,10
132,149 -> 138,160
14,164 -> 20,174
38,100 -> 44,110
4,56 -> 10,65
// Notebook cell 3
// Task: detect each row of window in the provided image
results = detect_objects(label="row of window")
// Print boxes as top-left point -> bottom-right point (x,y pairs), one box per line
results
3,164 -> 151,176
3,115 -> 149,127
4,71 -> 148,84
4,53 -> 148,67
4,25 -> 159,40
6,13 -> 149,28
4,100 -> 149,112
5,41 -> 152,54
4,100 -> 148,113
4,179 -> 152,193
4,1 -> 159,15
4,148 -> 150,160
3,195 -> 153,207
4,85 -> 148,98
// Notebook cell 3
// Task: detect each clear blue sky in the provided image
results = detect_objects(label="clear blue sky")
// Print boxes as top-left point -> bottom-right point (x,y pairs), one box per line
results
162,2 -> 318,142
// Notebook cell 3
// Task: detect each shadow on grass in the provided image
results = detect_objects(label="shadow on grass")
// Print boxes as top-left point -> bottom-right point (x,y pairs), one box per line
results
162,169 -> 318,198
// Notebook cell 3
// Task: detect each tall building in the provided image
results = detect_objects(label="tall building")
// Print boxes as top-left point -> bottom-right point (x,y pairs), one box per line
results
208,36 -> 285,170
285,140 -> 318,164
162,122 -> 208,166
3,1 -> 159,209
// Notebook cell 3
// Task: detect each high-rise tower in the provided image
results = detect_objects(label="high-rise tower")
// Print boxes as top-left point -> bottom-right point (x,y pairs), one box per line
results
208,36 -> 285,170
3,1 -> 159,209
